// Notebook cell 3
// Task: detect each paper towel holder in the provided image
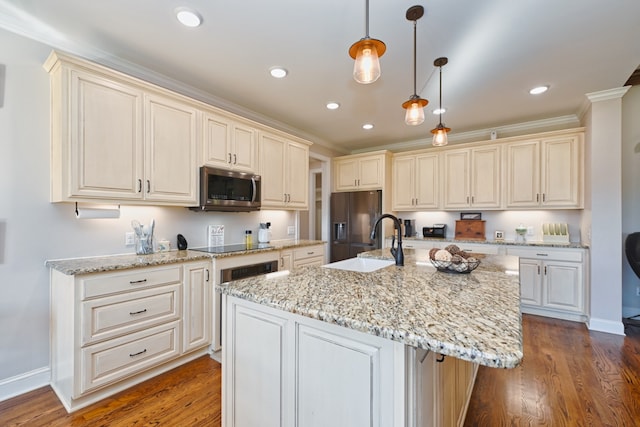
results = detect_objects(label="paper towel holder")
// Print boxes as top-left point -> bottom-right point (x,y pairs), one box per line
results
74,202 -> 121,219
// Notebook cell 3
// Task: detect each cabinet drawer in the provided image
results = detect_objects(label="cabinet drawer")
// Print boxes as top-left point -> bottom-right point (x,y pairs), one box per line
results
294,257 -> 324,268
81,265 -> 182,299
81,284 -> 181,346
452,242 -> 499,255
79,321 -> 180,395
507,247 -> 583,262
293,245 -> 324,261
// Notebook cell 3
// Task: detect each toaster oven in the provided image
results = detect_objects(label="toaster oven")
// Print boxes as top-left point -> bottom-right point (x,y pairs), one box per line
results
423,224 -> 447,238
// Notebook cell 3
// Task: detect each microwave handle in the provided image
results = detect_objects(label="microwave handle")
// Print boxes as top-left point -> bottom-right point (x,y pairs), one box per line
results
251,177 -> 257,203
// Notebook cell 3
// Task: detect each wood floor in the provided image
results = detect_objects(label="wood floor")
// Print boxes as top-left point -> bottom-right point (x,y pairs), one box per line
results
1,314 -> 639,426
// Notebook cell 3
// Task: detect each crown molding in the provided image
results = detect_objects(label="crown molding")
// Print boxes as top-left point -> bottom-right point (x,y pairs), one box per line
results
351,114 -> 581,154
585,86 -> 631,103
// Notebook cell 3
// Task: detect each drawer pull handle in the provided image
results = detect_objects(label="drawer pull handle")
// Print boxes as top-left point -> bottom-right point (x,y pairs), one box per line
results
129,349 -> 147,358
130,309 -> 148,315
129,279 -> 147,284
307,252 -> 314,255
536,253 -> 548,256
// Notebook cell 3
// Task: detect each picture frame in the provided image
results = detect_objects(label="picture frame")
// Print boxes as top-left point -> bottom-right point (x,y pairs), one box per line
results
494,230 -> 504,241
460,212 -> 482,220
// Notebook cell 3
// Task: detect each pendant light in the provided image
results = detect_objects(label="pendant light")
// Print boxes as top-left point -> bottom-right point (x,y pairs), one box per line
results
402,5 -> 428,126
431,57 -> 450,146
349,0 -> 386,84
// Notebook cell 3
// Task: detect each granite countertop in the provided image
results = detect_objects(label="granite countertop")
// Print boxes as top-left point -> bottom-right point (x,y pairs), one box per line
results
218,248 -> 523,369
396,236 -> 588,249
46,239 -> 325,275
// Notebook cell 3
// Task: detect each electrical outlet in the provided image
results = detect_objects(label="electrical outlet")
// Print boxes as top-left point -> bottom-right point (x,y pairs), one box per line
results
527,226 -> 534,236
125,232 -> 135,246
287,226 -> 295,235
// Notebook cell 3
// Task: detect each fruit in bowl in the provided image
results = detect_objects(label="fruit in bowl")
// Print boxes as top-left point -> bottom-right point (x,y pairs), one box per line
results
429,244 -> 480,274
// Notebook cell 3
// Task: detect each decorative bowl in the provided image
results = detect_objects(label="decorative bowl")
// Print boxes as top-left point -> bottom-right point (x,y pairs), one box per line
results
430,258 -> 480,274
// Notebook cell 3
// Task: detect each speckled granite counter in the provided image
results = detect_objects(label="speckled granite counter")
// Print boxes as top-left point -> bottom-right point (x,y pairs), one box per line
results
46,239 -> 325,275
218,248 -> 523,369
396,236 -> 588,249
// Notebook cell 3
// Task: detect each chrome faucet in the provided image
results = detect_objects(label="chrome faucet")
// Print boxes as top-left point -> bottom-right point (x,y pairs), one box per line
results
370,213 -> 404,266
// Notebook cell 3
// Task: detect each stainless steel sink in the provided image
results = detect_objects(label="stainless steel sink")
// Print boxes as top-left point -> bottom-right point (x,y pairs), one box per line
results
321,257 -> 395,273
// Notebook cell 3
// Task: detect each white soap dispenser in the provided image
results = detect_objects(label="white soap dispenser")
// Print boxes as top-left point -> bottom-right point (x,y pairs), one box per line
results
258,222 -> 272,243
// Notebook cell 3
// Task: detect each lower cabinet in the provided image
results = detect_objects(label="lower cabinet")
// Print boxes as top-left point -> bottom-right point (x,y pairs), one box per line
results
507,247 -> 588,322
292,244 -> 325,268
50,260 -> 212,412
223,296 -> 476,427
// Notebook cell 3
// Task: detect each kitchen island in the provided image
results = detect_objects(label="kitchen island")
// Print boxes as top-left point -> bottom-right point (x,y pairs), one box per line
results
218,248 -> 522,427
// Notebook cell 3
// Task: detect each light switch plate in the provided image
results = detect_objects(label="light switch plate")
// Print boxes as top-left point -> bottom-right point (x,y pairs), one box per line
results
287,226 -> 295,235
125,232 -> 135,246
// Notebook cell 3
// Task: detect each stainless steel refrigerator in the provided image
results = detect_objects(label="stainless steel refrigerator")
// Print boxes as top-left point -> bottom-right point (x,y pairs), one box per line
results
330,190 -> 382,262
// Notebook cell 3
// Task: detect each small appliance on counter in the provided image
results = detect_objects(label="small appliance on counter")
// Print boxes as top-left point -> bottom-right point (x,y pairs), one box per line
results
455,220 -> 486,241
258,222 -> 272,243
403,219 -> 415,237
423,224 -> 447,238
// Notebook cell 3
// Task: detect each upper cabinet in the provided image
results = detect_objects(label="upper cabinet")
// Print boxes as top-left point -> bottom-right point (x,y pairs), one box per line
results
506,133 -> 582,209
333,151 -> 391,192
443,145 -> 502,210
392,152 -> 439,210
259,131 -> 311,210
45,51 -> 198,206
202,110 -> 257,173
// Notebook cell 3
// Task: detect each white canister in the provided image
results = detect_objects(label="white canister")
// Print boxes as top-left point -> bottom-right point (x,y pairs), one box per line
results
258,228 -> 271,243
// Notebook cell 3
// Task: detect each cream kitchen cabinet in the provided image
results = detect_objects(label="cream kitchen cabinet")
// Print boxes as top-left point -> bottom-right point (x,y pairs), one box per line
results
259,131 -> 310,209
143,92 -> 198,204
202,109 -> 257,173
506,133 -> 583,208
507,246 -> 587,322
333,151 -> 391,192
392,152 -> 439,210
279,249 -> 293,271
292,244 -> 326,268
50,261 -> 212,412
442,145 -> 501,210
45,51 -> 198,206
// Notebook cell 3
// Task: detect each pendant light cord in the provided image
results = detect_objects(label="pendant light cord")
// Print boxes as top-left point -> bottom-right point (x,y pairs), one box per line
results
438,65 -> 443,124
412,19 -> 417,96
365,0 -> 370,38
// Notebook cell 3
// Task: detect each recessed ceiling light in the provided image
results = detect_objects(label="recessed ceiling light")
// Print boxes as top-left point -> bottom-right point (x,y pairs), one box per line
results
175,8 -> 202,27
269,67 -> 288,78
529,85 -> 549,95
326,102 -> 340,110
432,108 -> 446,115
362,123 -> 374,130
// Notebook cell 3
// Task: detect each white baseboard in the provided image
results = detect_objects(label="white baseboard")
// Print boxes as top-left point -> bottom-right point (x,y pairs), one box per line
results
622,306 -> 640,319
588,317 -> 625,335
0,366 -> 50,402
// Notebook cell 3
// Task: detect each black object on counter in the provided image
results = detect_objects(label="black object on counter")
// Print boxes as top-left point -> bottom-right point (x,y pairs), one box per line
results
177,234 -> 188,250
423,224 -> 447,238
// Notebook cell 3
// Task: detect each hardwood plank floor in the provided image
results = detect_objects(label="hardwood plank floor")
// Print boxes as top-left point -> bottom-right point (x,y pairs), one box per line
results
464,314 -> 640,426
1,314 -> 639,426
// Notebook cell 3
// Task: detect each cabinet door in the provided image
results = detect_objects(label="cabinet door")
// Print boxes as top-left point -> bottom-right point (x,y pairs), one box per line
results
519,259 -> 542,306
471,145 -> 501,208
286,141 -> 309,209
392,156 -> 416,210
296,324 -> 384,427
506,140 -> 540,207
541,135 -> 581,207
144,93 -> 198,204
334,158 -> 359,191
543,261 -> 582,312
231,122 -> 257,173
226,302 -> 291,427
415,153 -> 439,209
259,133 -> 286,207
443,150 -> 470,209
280,249 -> 293,271
183,262 -> 211,353
202,112 -> 231,169
358,155 -> 384,189
69,70 -> 143,200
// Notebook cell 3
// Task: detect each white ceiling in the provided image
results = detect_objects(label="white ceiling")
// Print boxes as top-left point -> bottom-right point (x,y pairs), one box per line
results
1,0 -> 640,153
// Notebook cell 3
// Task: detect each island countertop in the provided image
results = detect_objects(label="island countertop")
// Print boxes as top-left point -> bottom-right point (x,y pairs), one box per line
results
218,248 -> 523,369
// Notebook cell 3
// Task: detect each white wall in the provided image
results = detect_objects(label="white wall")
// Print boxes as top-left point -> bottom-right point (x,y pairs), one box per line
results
622,85 -> 640,317
0,29 -> 296,393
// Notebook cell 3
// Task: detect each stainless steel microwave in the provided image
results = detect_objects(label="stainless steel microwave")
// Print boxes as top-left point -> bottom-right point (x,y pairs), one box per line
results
190,167 -> 261,212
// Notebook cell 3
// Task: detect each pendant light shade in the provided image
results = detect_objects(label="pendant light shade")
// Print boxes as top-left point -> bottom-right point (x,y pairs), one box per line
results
349,0 -> 386,84
431,57 -> 450,146
402,5 -> 427,125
